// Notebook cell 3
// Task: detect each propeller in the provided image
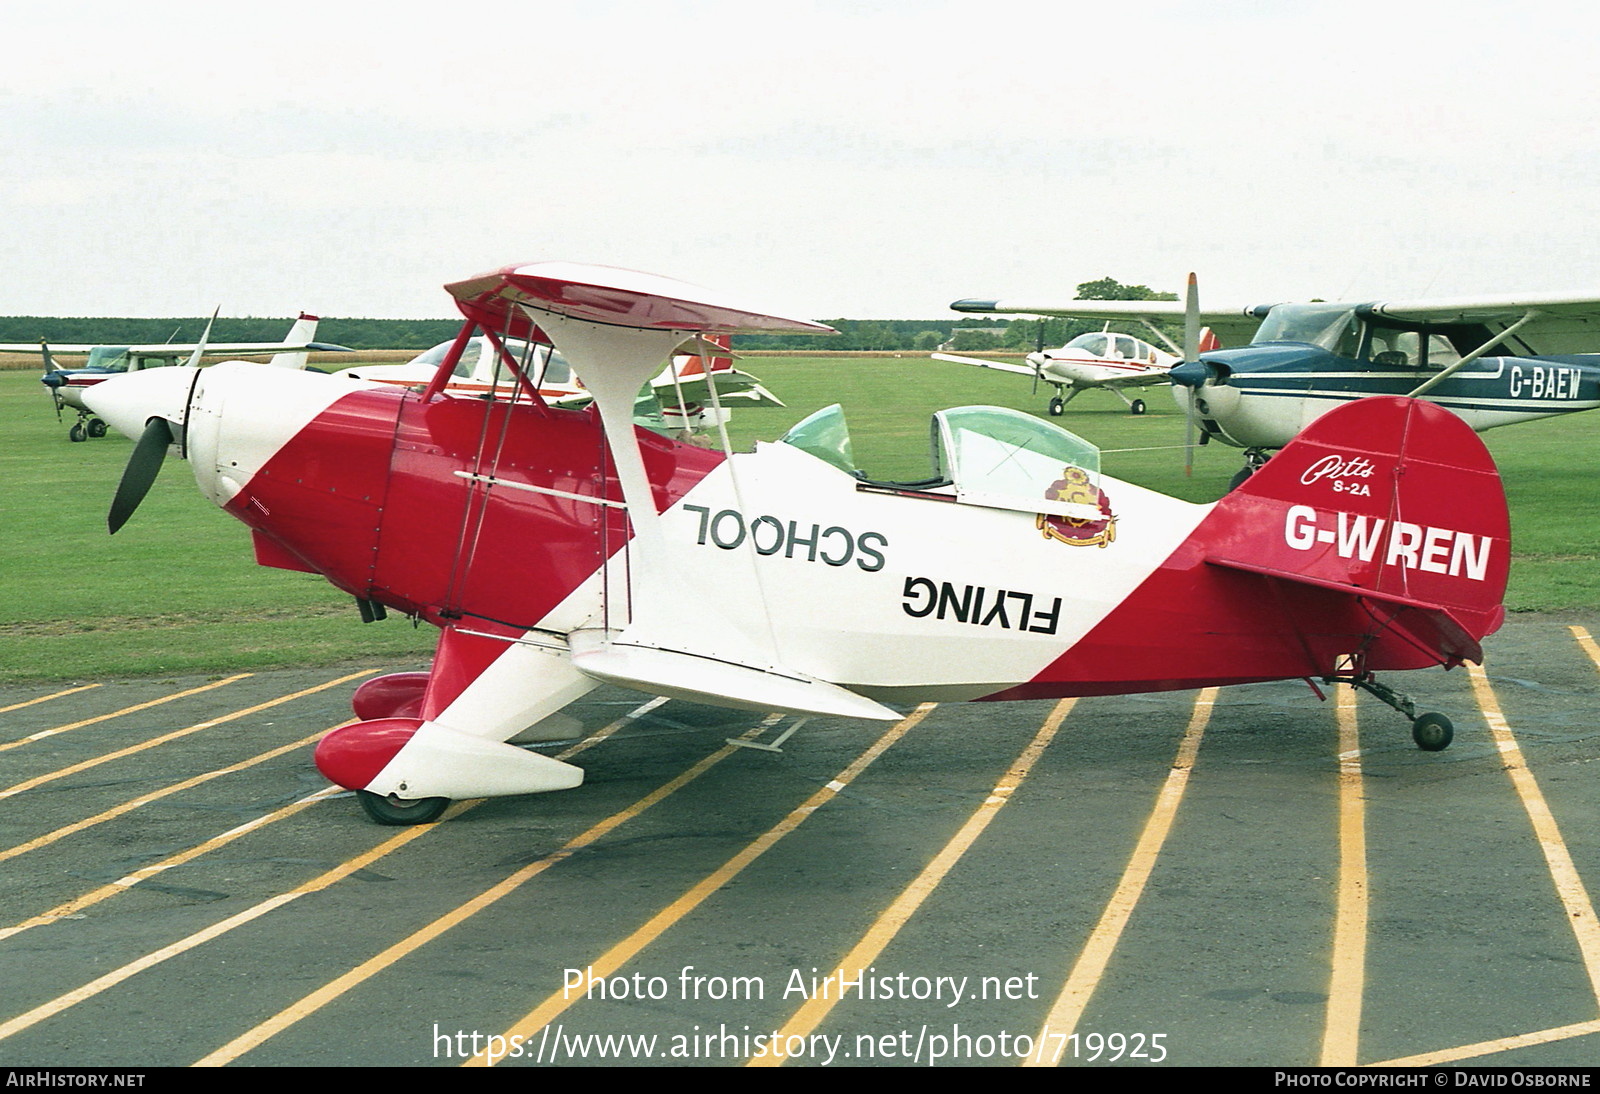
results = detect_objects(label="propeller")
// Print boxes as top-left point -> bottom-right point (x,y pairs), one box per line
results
108,417 -> 175,534
1181,273 -> 1199,475
1030,321 -> 1045,396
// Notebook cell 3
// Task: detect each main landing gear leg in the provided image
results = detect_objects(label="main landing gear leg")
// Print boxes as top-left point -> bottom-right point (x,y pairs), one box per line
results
1328,673 -> 1454,751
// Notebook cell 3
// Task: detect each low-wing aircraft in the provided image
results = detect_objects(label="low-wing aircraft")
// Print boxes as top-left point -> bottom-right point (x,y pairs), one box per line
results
85,262 -> 1509,826
933,326 -> 1220,416
19,313 -> 346,441
952,286 -> 1600,481
332,331 -> 782,435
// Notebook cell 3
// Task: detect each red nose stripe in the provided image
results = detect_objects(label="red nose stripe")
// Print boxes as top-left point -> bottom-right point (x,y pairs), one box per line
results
315,718 -> 423,790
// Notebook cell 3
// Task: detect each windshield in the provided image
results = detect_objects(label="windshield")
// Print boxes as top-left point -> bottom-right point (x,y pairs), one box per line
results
1252,303 -> 1360,355
933,406 -> 1103,518
778,404 -> 857,475
85,346 -> 132,372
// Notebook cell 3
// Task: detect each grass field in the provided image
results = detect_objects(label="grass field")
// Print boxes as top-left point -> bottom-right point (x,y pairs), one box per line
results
1,358 -> 1595,683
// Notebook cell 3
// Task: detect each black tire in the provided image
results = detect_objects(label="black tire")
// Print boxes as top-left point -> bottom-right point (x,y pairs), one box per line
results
1227,466 -> 1254,492
68,423 -> 86,442
1412,713 -> 1454,752
87,418 -> 108,438
1048,397 -> 1065,416
356,789 -> 450,825
1130,399 -> 1146,415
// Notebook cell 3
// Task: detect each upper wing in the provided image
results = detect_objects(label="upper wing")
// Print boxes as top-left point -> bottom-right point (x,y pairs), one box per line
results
950,296 -> 1266,350
1365,292 -> 1600,355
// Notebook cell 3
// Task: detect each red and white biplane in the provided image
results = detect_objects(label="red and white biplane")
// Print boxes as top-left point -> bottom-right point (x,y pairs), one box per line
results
85,262 -> 1510,825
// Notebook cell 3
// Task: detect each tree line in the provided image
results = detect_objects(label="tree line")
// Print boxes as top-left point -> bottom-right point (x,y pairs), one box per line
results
0,278 -> 1176,354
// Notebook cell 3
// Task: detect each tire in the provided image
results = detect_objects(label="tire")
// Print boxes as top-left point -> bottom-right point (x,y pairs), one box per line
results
1412,713 -> 1454,752
356,789 -> 450,825
68,423 -> 86,442
87,418 -> 108,438
1048,397 -> 1065,416
1227,466 -> 1254,492
1130,399 -> 1146,415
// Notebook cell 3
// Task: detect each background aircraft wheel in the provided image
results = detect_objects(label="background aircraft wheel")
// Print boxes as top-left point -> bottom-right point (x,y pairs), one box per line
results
1130,399 -> 1146,415
1226,466 -> 1254,492
68,423 -> 87,442
1412,713 -> 1454,752
87,418 -> 108,438
356,789 -> 450,826
1048,397 -> 1065,416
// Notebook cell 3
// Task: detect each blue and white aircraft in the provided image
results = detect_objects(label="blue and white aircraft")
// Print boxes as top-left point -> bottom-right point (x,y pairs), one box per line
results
951,288 -> 1600,479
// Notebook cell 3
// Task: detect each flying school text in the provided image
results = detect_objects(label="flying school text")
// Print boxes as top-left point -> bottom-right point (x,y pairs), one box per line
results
902,577 -> 1062,634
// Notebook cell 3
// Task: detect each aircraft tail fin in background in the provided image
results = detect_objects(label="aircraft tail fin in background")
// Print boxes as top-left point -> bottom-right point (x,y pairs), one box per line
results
1202,395 -> 1509,662
267,313 -> 321,369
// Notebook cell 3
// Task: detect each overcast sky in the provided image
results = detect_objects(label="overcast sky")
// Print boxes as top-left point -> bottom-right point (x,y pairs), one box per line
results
4,1 -> 1598,322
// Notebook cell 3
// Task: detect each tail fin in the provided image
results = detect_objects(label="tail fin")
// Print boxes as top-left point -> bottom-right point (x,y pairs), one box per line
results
267,312 -> 319,369
1197,327 -> 1221,353
1203,396 -> 1507,664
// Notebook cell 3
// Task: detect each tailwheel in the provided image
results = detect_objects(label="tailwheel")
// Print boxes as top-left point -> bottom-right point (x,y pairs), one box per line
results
1411,713 -> 1454,752
356,789 -> 450,826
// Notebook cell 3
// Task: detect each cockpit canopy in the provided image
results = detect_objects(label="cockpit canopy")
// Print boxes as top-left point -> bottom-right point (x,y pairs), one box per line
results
1063,331 -> 1159,362
779,404 -> 1104,519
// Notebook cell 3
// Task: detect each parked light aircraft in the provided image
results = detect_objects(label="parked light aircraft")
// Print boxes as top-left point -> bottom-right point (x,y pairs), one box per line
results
17,313 -> 346,441
85,262 -> 1509,825
933,326 -> 1220,416
952,286 -> 1600,480
333,331 -> 781,434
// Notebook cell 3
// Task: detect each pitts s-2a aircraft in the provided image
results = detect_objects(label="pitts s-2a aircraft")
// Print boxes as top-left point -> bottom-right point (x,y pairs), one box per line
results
18,313 -> 346,442
933,326 -> 1221,417
952,285 -> 1600,479
85,262 -> 1510,825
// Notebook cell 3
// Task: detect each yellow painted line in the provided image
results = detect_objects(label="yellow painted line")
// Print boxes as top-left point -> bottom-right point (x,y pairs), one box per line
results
0,802 -> 457,1045
1359,633 -> 1600,1069
195,710 -> 785,1067
1021,689 -> 1216,1066
0,693 -> 673,1044
0,684 -> 101,716
0,786 -> 341,942
1467,661 -> 1600,1007
1370,1016 -> 1600,1067
1319,683 -> 1367,1067
0,669 -> 375,802
465,703 -> 937,1067
750,699 -> 1074,1067
0,721 -> 342,903
0,675 -> 250,753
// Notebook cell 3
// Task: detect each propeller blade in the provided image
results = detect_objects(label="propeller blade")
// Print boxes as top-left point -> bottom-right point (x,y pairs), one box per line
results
108,417 -> 174,534
1183,273 -> 1198,477
183,307 -> 219,370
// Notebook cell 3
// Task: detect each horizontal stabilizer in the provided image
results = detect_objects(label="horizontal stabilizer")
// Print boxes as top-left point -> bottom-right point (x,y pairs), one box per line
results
570,633 -> 899,721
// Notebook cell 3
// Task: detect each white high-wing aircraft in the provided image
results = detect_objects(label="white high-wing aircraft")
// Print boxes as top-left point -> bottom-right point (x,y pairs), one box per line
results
951,286 -> 1600,480
17,313 -> 344,441
934,326 -> 1220,416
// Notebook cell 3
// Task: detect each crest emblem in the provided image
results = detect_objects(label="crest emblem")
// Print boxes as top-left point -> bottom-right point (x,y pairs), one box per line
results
1037,466 -> 1116,547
